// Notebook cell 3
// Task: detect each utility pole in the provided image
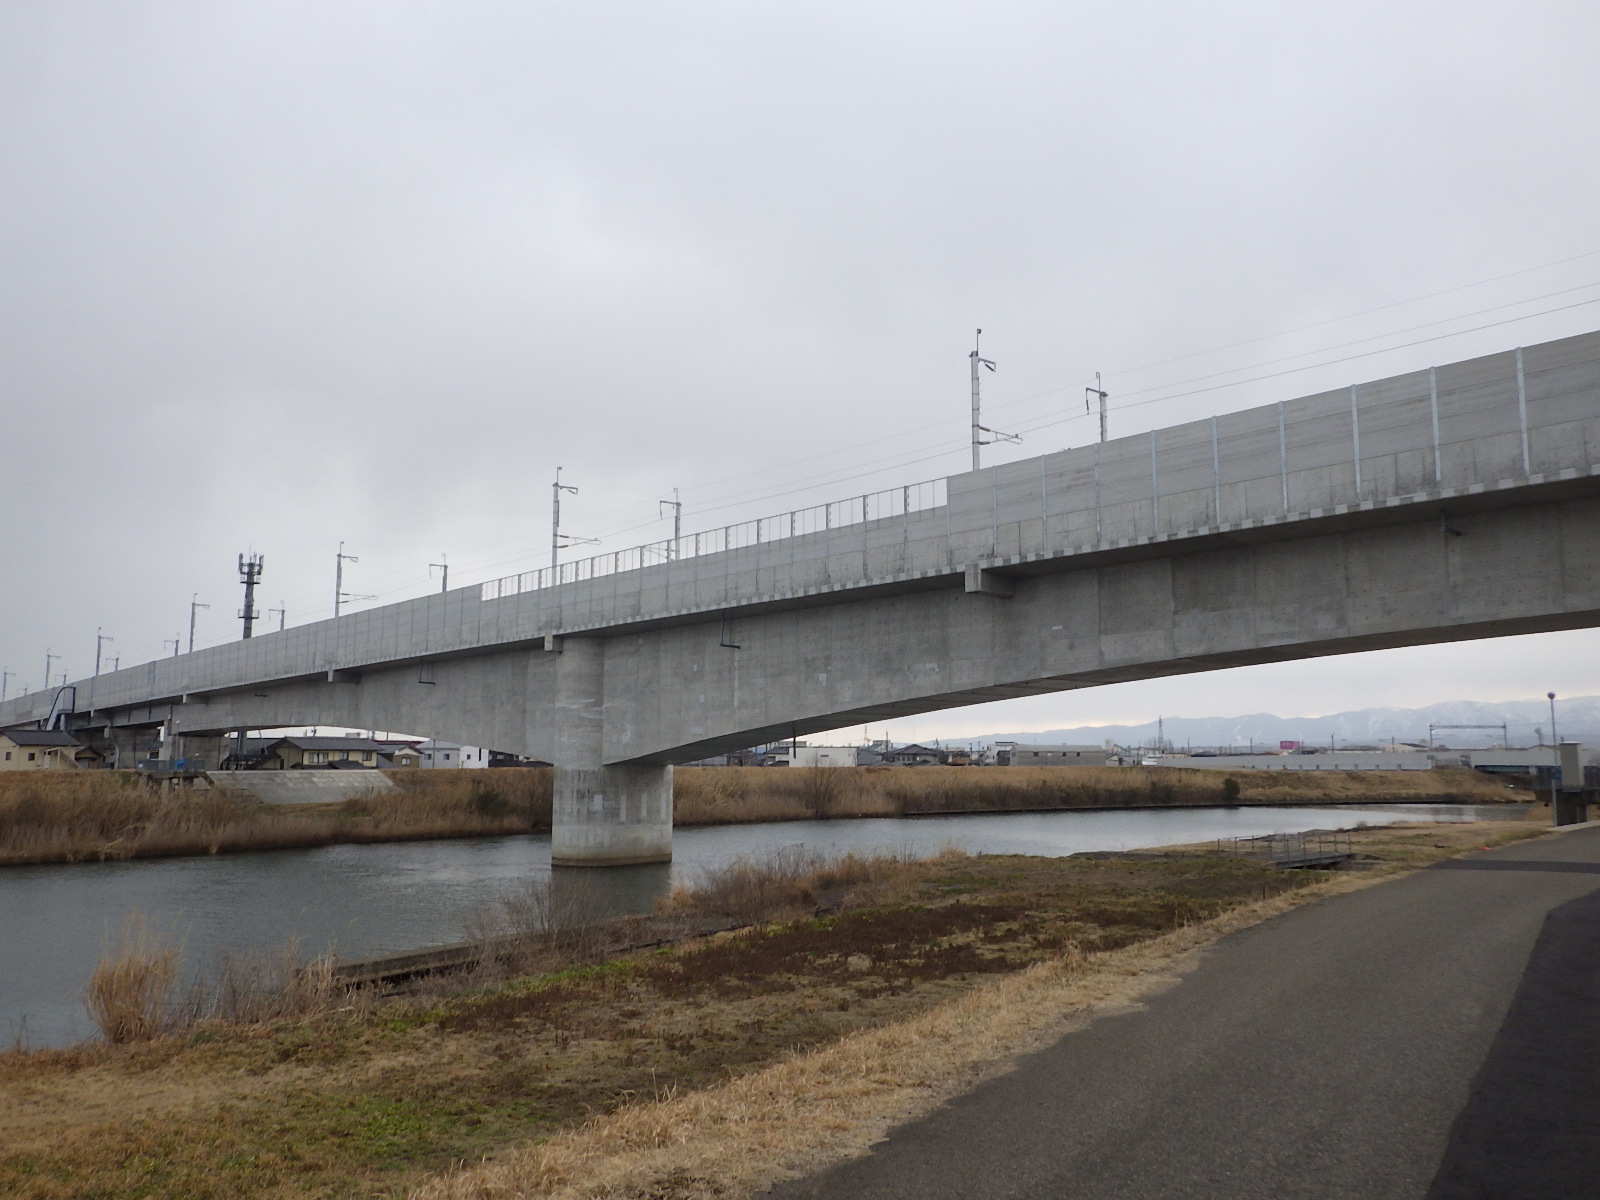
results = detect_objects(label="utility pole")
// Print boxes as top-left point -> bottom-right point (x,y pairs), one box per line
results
550,467 -> 597,570
430,554 -> 449,593
1548,692 -> 1561,817
268,605 -> 286,632
238,553 -> 264,639
166,637 -> 180,657
552,468 -> 577,570
43,651 -> 58,691
1086,372 -> 1109,443
335,543 -> 359,617
94,628 -> 114,676
660,489 -> 682,559
968,329 -> 1016,470
971,329 -> 993,471
1,669 -> 12,701
189,595 -> 209,653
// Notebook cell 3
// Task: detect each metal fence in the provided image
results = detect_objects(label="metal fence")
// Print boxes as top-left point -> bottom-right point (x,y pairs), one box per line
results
1215,831 -> 1355,867
480,478 -> 947,602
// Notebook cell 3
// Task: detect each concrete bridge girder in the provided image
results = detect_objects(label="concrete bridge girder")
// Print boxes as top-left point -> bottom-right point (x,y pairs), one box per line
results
83,490 -> 1600,778
17,331 -> 1600,864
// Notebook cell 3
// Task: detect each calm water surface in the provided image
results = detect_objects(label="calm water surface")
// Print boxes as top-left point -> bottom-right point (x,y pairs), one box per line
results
0,803 -> 1528,1047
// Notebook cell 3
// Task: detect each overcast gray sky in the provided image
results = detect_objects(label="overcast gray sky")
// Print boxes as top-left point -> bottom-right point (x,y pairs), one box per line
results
3,1 -> 1598,741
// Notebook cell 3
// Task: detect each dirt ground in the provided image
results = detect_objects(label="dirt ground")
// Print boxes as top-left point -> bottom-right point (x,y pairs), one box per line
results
0,818 -> 1548,1200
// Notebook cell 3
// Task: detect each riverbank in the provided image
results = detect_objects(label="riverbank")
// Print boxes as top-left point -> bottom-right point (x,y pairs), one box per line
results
0,765 -> 1524,866
0,770 -> 550,866
0,819 -> 1545,1200
671,763 -> 1520,823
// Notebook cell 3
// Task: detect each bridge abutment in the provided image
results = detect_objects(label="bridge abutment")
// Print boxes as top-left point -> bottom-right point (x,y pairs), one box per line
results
549,637 -> 672,867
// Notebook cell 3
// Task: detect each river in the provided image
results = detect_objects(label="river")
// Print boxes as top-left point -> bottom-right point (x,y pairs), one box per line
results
1,802 -> 1530,1048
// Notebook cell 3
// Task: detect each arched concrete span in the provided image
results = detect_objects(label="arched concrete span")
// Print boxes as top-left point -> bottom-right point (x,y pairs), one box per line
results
6,331 -> 1600,863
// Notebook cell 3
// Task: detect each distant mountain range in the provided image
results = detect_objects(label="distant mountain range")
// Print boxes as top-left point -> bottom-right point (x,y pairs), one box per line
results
968,696 -> 1600,752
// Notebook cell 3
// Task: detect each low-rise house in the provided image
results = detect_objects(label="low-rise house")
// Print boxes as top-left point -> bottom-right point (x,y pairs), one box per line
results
0,728 -> 101,771
417,739 -> 488,768
767,744 -> 858,768
883,743 -> 945,766
258,736 -> 387,769
995,742 -> 1110,767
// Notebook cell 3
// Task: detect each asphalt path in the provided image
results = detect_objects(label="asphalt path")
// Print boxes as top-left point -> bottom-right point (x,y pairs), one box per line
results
768,825 -> 1600,1200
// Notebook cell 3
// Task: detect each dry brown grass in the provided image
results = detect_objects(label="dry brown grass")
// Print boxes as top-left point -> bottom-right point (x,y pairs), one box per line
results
657,845 -> 931,924
0,769 -> 551,865
673,764 -> 1520,824
83,915 -> 180,1044
3,765 -> 1517,867
411,819 -> 1546,1200
0,820 -> 1543,1200
83,914 -> 352,1043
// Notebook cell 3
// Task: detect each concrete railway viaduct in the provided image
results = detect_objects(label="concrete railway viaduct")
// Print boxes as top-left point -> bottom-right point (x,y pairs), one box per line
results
5,331 -> 1599,864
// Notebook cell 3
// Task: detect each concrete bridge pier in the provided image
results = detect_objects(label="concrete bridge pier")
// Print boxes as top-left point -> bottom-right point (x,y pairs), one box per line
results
549,637 -> 673,867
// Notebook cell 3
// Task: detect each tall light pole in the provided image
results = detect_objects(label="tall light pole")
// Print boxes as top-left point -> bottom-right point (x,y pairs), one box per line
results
268,606 -> 286,632
43,651 -> 58,691
189,595 -> 209,653
1,668 -> 12,701
238,553 -> 264,639
165,638 -> 180,657
94,629 -> 114,676
430,554 -> 449,593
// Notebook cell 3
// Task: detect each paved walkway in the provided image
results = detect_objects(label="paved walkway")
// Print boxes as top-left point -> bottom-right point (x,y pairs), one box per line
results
768,826 -> 1600,1200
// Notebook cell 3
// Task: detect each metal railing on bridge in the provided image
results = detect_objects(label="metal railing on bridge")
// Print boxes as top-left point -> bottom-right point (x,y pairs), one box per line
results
480,478 -> 947,601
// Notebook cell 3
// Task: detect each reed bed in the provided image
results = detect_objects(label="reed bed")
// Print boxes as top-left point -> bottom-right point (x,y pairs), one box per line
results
84,914 -> 350,1043
658,845 -> 933,924
2,763 -> 1516,867
671,763 -> 1516,824
0,769 -> 551,866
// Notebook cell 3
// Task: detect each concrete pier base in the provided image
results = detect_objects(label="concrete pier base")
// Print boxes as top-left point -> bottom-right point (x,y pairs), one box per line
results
549,637 -> 673,866
551,763 -> 673,866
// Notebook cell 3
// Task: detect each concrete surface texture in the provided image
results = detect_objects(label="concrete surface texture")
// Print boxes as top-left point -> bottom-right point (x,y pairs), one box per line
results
766,826 -> 1600,1200
3,331 -> 1598,861
211,770 -> 395,805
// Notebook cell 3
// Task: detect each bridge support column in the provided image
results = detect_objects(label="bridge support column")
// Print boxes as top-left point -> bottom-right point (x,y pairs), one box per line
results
550,638 -> 672,867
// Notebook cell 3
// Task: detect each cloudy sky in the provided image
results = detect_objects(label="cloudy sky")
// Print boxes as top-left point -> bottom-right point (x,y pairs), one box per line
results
3,1 -> 1598,741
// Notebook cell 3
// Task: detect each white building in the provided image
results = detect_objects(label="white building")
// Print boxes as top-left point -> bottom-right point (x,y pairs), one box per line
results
417,739 -> 488,769
768,743 -> 858,767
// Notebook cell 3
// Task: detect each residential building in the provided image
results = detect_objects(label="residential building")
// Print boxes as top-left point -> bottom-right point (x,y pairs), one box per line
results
882,743 -> 945,766
258,736 -> 387,769
994,742 -> 1110,767
0,729 -> 101,771
417,739 -> 488,768
766,743 -> 859,768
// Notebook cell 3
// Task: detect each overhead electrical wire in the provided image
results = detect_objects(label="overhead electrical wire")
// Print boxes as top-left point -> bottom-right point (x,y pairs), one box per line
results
194,258 -> 1600,639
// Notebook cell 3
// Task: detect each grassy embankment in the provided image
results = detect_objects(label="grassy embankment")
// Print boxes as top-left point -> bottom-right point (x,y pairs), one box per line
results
0,817 -> 1548,1200
0,764 -> 1524,867
671,762 -> 1522,823
0,770 -> 550,866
